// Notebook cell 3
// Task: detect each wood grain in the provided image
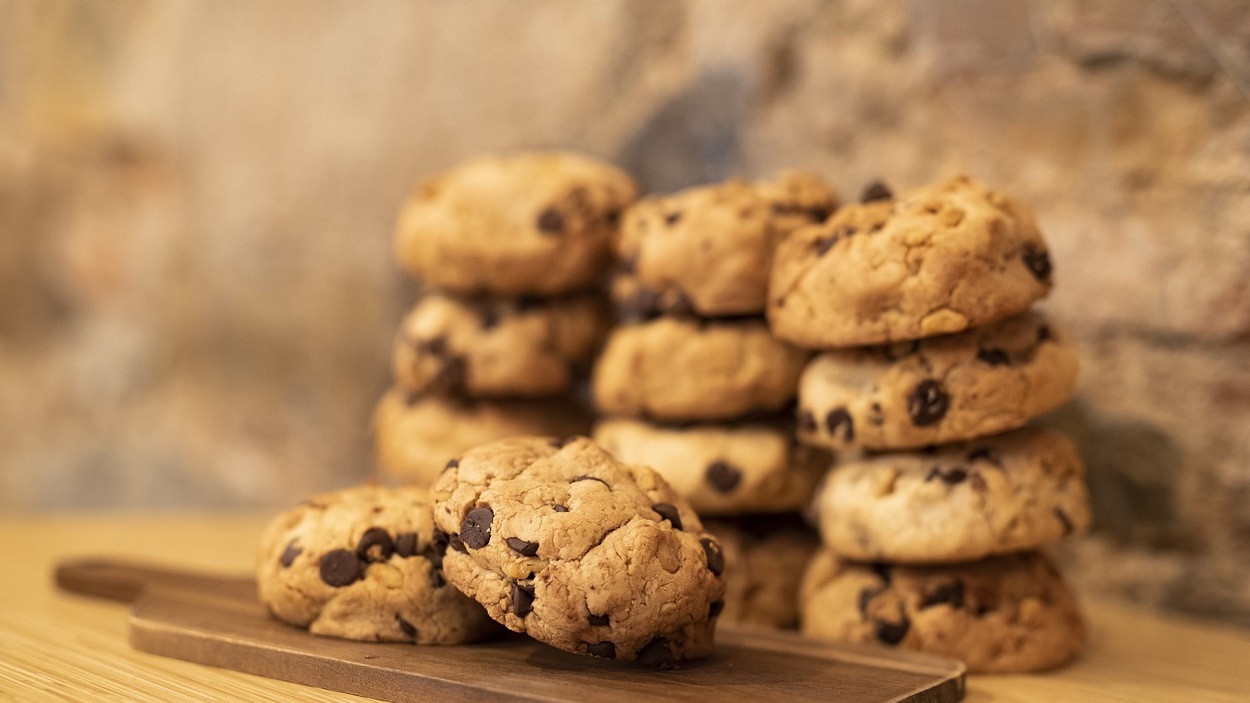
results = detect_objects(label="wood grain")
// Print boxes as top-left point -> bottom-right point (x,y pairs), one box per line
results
55,559 -> 965,703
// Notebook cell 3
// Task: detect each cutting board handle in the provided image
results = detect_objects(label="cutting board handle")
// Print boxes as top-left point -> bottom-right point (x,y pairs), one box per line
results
55,558 -> 251,604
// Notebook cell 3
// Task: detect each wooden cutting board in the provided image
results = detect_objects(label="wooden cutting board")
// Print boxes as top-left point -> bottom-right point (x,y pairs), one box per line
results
55,558 -> 965,703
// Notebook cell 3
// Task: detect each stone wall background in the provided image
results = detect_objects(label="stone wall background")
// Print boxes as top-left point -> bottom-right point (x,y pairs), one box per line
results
2,0 -> 1249,624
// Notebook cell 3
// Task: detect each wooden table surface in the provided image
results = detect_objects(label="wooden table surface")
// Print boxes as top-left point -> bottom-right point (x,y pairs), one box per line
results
2,515 -> 1248,703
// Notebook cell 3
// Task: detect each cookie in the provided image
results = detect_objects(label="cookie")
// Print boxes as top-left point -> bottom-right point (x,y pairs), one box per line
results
593,418 -> 828,516
430,436 -> 725,665
800,550 -> 1086,673
592,317 -> 808,421
812,427 -> 1090,563
704,516 -> 819,629
613,171 -> 837,317
796,312 -> 1078,451
392,292 -> 608,398
372,388 -> 591,486
257,484 -> 496,644
769,175 -> 1054,348
394,151 -> 637,295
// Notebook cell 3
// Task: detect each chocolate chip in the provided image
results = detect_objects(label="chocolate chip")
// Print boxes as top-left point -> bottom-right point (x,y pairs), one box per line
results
869,562 -> 892,584
1037,324 -> 1053,343
396,615 -> 418,639
857,587 -> 879,615
701,538 -> 725,576
588,613 -> 610,626
550,435 -> 578,449
586,641 -> 616,659
444,458 -> 459,472
874,615 -> 910,645
571,475 -> 610,488
925,466 -> 968,485
429,568 -> 446,589
705,461 -> 743,493
966,448 -> 1003,467
460,506 -> 494,549
1023,244 -> 1052,281
537,208 -> 565,234
636,637 -> 673,667
920,581 -> 965,609
428,356 -> 467,395
553,505 -> 569,513
652,503 -> 683,531
709,600 -> 724,618
1054,507 -> 1075,535
977,348 -> 1010,366
798,408 -> 817,434
812,236 -> 838,255
357,528 -> 395,562
824,408 -> 855,442
664,211 -> 682,226
808,206 -> 833,221
279,541 -> 302,568
479,307 -> 500,330
907,379 -> 950,426
860,180 -> 893,203
319,549 -> 362,587
427,529 -> 450,566
506,537 -> 540,557
511,581 -> 535,617
448,532 -> 468,553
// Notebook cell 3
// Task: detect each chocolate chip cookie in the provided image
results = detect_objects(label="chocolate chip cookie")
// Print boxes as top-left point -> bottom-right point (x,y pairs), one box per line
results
704,516 -> 820,629
800,550 -> 1086,673
372,388 -> 591,486
593,417 -> 828,516
392,292 -> 608,398
796,312 -> 1078,451
592,317 -> 808,421
430,436 -> 725,665
812,427 -> 1090,563
613,171 -> 837,317
394,151 -> 637,295
769,175 -> 1054,348
257,484 -> 496,644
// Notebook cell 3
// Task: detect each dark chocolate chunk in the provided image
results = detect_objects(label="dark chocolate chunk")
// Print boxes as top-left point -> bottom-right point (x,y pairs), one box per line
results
427,529 -> 450,566
1054,507 -> 1075,535
701,538 -> 725,576
429,568 -> 446,589
279,540 -> 302,568
664,211 -> 682,226
812,235 -> 838,255
1037,324 -> 1053,343
907,379 -> 950,426
444,457 -> 459,472
824,408 -> 855,442
319,549 -> 362,587
506,536 -> 540,557
709,600 -> 725,618
396,615 -> 418,639
460,506 -> 494,549
860,180 -> 893,203
920,581 -> 965,609
966,447 -> 1003,467
925,466 -> 968,485
588,613 -> 610,627
652,503 -> 683,531
869,562 -> 893,584
448,532 -> 468,554
571,475 -> 611,488
636,637 -> 673,667
705,461 -> 743,493
586,641 -> 616,659
553,504 -> 569,513
1022,244 -> 1052,282
977,348 -> 1011,366
798,408 -> 817,434
874,615 -> 910,645
537,208 -> 565,234
511,580 -> 535,617
357,527 -> 395,562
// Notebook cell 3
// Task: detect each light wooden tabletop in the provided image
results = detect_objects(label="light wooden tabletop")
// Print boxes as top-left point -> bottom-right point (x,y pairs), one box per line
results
2,515 -> 1248,703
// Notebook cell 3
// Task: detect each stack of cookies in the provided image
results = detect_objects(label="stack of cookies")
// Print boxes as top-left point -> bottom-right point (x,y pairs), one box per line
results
373,152 -> 637,485
589,172 -> 837,630
768,175 -> 1091,672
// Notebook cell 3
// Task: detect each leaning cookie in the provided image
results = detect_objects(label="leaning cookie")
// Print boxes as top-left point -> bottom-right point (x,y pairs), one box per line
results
392,292 -> 608,398
430,436 -> 726,665
593,418 -> 828,516
394,151 -> 636,295
257,484 -> 496,644
372,388 -> 591,486
800,551 -> 1086,673
613,171 -> 837,317
812,427 -> 1090,563
704,516 -> 819,630
769,175 -> 1053,348
797,312 -> 1078,451
592,317 -> 808,422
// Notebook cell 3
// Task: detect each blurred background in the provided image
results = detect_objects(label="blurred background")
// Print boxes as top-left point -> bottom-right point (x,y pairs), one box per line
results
2,1 -> 1249,624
